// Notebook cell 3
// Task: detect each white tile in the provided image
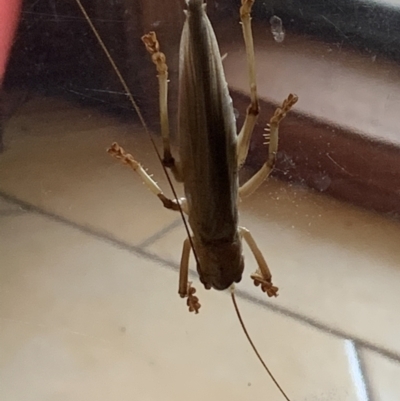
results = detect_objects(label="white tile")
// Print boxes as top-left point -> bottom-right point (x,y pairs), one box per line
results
2,95 -> 399,401
0,97 -> 180,244
0,212 -> 357,401
147,176 -> 400,355
362,349 -> 400,401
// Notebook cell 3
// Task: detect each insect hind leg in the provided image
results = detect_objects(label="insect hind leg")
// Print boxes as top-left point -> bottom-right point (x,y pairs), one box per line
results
179,237 -> 201,314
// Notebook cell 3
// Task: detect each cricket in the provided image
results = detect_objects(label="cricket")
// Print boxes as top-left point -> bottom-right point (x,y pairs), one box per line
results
111,0 -> 297,313
75,0 -> 297,399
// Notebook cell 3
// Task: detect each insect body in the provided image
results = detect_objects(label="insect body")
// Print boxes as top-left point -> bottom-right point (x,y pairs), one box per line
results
75,0 -> 297,397
179,0 -> 243,292
109,0 -> 297,313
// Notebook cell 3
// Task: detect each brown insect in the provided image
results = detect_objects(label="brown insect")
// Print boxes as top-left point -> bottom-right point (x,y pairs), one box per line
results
75,1 -> 297,399
109,0 -> 297,313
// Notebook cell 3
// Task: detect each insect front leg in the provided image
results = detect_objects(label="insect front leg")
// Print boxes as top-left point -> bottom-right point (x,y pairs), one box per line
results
141,31 -> 183,182
239,227 -> 278,297
239,94 -> 298,198
236,0 -> 298,197
236,0 -> 260,169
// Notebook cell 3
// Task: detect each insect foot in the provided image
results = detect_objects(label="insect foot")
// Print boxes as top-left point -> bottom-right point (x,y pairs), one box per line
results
270,94 -> 298,126
107,142 -> 137,166
250,272 -> 279,297
182,282 -> 201,314
141,31 -> 167,75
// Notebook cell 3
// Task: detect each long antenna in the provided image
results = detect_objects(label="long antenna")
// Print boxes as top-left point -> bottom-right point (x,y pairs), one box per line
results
73,0 -> 196,263
231,288 -> 292,401
74,3 -> 290,399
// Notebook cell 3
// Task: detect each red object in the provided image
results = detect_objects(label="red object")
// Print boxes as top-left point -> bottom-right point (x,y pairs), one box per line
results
0,0 -> 22,82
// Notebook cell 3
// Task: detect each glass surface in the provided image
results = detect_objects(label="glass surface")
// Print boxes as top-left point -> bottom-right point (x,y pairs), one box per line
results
1,1 -> 400,400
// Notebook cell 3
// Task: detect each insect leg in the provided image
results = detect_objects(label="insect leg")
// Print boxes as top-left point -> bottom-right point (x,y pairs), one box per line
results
239,93 -> 298,198
142,32 -> 183,182
237,0 -> 259,169
108,142 -> 186,212
239,226 -> 278,297
108,142 -> 199,311
179,237 -> 201,314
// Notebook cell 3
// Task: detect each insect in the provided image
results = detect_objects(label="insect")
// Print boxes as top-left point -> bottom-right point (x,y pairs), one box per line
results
107,0 -> 297,314
75,0 -> 297,398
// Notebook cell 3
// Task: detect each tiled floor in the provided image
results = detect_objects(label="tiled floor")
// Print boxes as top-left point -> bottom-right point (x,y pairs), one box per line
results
1,95 -> 400,401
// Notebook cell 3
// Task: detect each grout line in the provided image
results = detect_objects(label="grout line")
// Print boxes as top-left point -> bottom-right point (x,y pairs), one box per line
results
1,189 -> 400,365
234,287 -> 400,364
0,209 -> 27,217
137,217 -> 183,249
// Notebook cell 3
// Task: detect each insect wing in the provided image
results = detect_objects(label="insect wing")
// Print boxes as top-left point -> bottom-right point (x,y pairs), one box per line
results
179,0 -> 238,243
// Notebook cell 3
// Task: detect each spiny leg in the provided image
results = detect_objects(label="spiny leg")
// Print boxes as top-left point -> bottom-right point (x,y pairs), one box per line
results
237,0 -> 298,192
240,226 -> 278,297
141,32 -> 170,164
108,142 -> 185,212
142,32 -> 182,181
179,237 -> 201,314
237,0 -> 259,169
108,143 -> 199,311
239,94 -> 298,198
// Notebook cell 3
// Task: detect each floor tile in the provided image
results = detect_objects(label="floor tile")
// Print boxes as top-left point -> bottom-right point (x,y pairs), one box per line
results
0,197 -> 23,213
147,175 -> 400,355
0,96 -> 179,244
1,94 -> 400,400
0,212 -> 357,401
362,349 -> 400,401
